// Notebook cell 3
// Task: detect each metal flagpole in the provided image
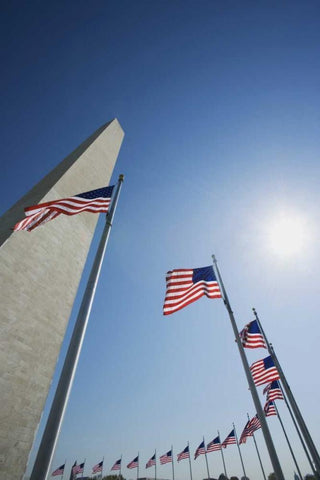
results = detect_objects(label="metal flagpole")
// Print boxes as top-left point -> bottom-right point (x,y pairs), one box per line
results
137,453 -> 139,480
253,307 -> 320,477
171,446 -> 175,480
203,436 -> 211,480
120,454 -> 123,479
155,449 -> 157,480
101,456 -> 105,480
217,430 -> 227,478
246,414 -> 266,480
273,402 -> 303,480
187,442 -> 193,480
62,460 -> 67,480
233,423 -> 247,479
212,256 -> 285,480
279,382 -> 316,475
30,175 -> 124,480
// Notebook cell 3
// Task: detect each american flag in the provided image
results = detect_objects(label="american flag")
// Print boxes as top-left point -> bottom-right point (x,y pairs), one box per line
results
177,445 -> 190,462
264,400 -> 277,417
73,462 -> 85,475
263,380 -> 284,402
250,355 -> 280,386
13,185 -> 114,232
92,460 -> 103,473
239,320 -> 266,349
160,450 -> 172,464
127,456 -> 139,469
146,454 -> 156,469
52,464 -> 65,476
221,429 -> 236,448
239,415 -> 261,444
207,436 -> 221,452
163,266 -> 221,315
111,459 -> 121,471
194,441 -> 206,459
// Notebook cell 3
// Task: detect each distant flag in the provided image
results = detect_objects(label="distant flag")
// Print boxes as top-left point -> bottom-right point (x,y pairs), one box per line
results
239,415 -> 262,444
13,185 -> 114,232
222,429 -> 236,448
264,401 -> 277,417
73,462 -> 85,475
146,454 -> 156,469
263,380 -> 284,402
177,445 -> 190,462
160,450 -> 172,464
69,461 -> 77,480
250,355 -> 280,386
127,456 -> 139,469
92,460 -> 103,473
163,266 -> 221,315
111,459 -> 122,471
239,320 -> 266,349
52,464 -> 65,476
194,441 -> 206,459
207,436 -> 221,452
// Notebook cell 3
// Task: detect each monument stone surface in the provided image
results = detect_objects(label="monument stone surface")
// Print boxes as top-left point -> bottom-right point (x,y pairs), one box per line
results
0,119 -> 124,480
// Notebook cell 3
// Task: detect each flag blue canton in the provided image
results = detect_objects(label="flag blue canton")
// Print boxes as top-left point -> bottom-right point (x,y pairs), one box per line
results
192,266 -> 217,283
78,186 -> 114,199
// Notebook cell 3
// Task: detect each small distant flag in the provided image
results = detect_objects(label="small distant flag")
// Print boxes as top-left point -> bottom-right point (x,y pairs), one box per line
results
263,380 -> 284,402
13,185 -> 114,232
207,436 -> 221,452
239,415 -> 262,444
239,320 -> 266,349
70,461 -> 77,480
73,462 -> 85,475
92,460 -> 103,473
146,454 -> 156,469
111,459 -> 122,471
52,464 -> 65,476
160,450 -> 172,464
194,441 -> 206,459
264,401 -> 277,417
222,429 -> 236,448
250,355 -> 280,386
177,445 -> 190,462
163,266 -> 221,315
127,456 -> 139,469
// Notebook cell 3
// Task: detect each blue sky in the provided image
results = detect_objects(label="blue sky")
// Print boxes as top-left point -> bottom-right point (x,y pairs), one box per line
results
1,1 -> 320,479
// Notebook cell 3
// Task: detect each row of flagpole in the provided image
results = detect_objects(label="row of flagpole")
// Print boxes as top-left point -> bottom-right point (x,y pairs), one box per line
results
23,174 -> 319,480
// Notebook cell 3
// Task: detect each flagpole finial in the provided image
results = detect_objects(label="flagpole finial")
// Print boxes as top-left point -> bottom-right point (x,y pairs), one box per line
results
119,174 -> 124,181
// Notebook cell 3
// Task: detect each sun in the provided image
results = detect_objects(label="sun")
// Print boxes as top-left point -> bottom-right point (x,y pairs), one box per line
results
266,212 -> 309,256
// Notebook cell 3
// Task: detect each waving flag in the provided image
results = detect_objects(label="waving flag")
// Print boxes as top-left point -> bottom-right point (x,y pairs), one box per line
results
73,462 -> 85,475
263,380 -> 284,402
250,355 -> 280,386
222,429 -> 236,448
194,441 -> 206,459
207,436 -> 221,452
111,459 -> 121,471
264,401 -> 277,417
52,464 -> 65,476
13,185 -> 114,232
239,320 -> 266,349
239,415 -> 261,444
177,445 -> 190,461
146,454 -> 156,469
160,450 -> 172,464
127,456 -> 139,469
92,461 -> 103,473
163,266 -> 221,315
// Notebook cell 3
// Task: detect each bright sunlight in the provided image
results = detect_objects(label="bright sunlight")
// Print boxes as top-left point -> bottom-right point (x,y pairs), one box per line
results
266,212 -> 310,257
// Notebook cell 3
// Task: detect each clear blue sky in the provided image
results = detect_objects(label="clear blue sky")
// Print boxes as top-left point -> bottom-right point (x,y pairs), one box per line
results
1,1 -> 320,479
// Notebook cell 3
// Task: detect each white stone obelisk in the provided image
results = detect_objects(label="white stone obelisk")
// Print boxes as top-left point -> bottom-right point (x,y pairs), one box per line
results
0,119 -> 124,480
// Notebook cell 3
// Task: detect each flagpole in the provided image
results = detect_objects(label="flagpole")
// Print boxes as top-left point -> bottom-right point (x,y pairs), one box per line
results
212,256 -> 285,480
203,436 -> 211,480
233,423 -> 247,479
120,455 -> 123,479
246,414 -> 266,480
274,401 -> 303,480
30,175 -> 124,480
101,456 -> 105,480
171,446 -> 175,480
253,307 -> 320,477
137,453 -> 139,480
217,430 -> 227,478
155,449 -> 157,480
187,442 -> 193,480
62,460 -> 67,480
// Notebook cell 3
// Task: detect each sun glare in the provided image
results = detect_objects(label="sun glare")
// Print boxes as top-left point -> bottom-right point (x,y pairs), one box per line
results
266,213 -> 309,257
